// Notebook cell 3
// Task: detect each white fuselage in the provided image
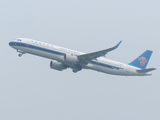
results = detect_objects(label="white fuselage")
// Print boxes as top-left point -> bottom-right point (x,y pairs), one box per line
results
9,38 -> 151,76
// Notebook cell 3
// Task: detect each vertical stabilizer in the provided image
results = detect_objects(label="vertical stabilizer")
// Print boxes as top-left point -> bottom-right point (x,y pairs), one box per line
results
129,50 -> 153,69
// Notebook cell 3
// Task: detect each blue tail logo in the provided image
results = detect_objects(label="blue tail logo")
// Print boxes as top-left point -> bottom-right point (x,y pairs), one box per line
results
139,57 -> 148,66
129,50 -> 153,69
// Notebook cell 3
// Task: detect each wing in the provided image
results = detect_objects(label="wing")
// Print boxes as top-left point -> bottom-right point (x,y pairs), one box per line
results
78,41 -> 122,65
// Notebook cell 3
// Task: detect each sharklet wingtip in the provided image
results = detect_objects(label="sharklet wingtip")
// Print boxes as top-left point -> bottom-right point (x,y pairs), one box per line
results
116,41 -> 122,48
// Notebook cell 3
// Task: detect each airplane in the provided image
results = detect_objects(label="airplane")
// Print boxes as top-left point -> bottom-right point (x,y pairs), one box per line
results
9,38 -> 156,76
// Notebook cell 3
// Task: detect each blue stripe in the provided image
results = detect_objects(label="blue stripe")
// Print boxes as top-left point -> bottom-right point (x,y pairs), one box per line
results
11,41 -> 122,70
10,42 -> 65,56
91,61 -> 122,70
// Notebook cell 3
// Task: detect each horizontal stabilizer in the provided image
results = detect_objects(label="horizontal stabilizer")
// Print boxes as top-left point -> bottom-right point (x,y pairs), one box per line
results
136,68 -> 156,73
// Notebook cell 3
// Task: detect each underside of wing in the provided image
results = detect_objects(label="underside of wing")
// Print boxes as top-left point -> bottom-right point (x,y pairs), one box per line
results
77,41 -> 122,65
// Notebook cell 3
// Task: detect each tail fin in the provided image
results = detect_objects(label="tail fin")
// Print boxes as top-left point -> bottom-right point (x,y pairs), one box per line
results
129,50 -> 153,69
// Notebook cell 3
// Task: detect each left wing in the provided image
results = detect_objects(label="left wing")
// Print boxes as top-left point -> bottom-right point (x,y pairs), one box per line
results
78,41 -> 122,65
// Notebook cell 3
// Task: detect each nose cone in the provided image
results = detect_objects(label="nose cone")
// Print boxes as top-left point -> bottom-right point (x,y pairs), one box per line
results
9,41 -> 12,46
9,41 -> 15,47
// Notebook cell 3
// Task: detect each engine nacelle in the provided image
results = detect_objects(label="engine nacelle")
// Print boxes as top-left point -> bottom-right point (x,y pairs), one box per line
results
64,54 -> 79,64
50,61 -> 67,71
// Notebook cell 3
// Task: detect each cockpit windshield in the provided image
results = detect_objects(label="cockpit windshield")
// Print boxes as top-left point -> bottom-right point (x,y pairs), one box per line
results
17,39 -> 22,41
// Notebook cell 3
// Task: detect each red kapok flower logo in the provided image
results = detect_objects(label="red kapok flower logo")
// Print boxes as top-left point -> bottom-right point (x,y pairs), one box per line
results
139,57 -> 148,66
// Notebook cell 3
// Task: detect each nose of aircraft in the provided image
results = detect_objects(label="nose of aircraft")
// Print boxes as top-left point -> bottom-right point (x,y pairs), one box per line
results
9,41 -> 12,46
9,41 -> 15,47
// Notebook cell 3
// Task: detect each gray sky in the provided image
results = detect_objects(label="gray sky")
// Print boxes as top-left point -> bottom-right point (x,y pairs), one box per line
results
1,0 -> 160,120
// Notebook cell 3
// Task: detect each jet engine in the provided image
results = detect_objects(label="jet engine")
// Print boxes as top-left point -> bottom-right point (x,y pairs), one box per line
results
50,60 -> 67,71
64,54 -> 79,64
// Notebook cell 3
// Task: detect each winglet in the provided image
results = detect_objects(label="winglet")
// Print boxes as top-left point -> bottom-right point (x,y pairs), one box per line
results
116,41 -> 122,48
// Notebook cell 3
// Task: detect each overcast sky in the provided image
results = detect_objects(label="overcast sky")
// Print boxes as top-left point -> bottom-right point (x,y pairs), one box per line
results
1,0 -> 160,120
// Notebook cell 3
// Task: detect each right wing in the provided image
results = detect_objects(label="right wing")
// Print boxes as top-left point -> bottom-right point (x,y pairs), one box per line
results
78,41 -> 122,65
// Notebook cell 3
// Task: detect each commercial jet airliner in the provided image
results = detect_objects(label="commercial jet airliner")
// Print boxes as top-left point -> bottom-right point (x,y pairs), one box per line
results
9,38 -> 156,76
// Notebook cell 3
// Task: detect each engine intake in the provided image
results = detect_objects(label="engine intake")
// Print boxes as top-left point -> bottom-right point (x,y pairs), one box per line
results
50,60 -> 67,71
